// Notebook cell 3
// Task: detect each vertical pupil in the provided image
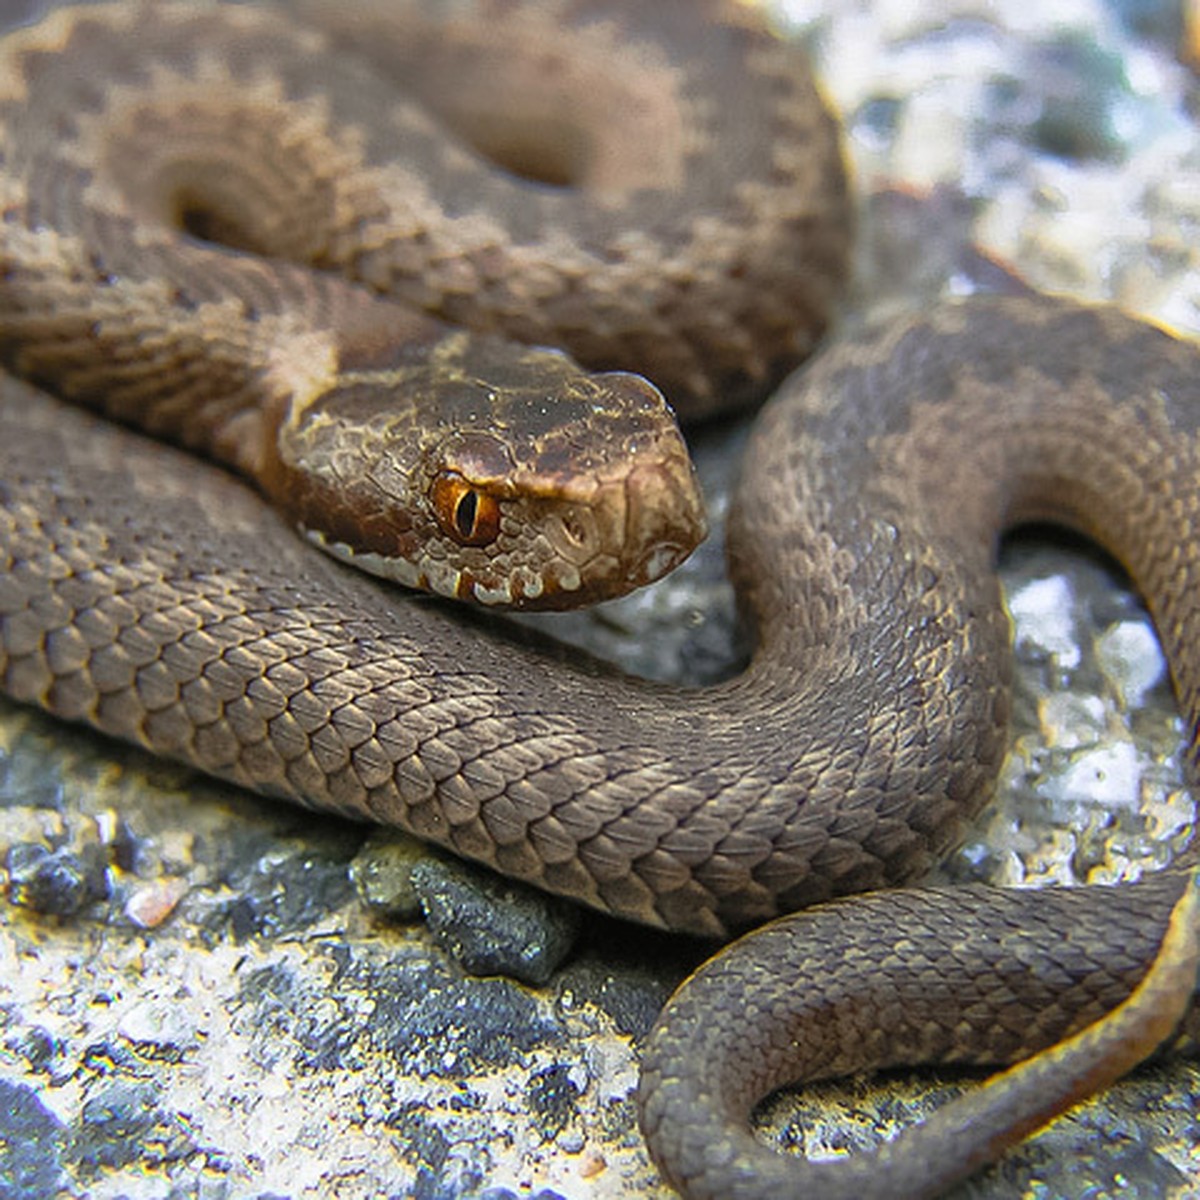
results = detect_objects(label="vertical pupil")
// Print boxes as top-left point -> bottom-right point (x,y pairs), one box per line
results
455,490 -> 479,537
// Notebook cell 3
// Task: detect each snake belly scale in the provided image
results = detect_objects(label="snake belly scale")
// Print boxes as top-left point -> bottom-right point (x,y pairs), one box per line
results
0,3 -> 1197,1199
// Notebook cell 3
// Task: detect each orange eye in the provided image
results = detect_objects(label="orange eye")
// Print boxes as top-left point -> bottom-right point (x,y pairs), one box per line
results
431,472 -> 501,546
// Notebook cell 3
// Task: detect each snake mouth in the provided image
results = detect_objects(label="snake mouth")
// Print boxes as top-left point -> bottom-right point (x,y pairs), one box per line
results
632,539 -> 696,588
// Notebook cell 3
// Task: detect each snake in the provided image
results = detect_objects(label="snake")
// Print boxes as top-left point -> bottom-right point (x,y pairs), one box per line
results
0,3 -> 1197,1198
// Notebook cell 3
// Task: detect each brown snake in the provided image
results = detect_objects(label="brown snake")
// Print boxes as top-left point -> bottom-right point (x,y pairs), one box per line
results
0,3 -> 1198,1198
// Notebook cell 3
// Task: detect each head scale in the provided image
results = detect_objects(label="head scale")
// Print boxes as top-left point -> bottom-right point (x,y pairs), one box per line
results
265,334 -> 706,610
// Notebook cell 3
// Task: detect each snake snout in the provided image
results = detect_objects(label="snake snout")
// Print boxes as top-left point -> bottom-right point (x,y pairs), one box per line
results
620,449 -> 708,590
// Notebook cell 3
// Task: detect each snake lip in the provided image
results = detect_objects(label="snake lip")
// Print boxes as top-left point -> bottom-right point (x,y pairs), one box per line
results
633,539 -> 696,588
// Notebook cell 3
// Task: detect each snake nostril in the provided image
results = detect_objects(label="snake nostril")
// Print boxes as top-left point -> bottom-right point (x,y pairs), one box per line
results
559,510 -> 588,547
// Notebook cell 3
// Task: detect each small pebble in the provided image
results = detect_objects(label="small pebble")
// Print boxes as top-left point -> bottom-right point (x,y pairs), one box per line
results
348,829 -> 430,918
6,841 -> 109,915
411,858 -> 580,986
122,877 -> 188,928
4,1025 -> 61,1073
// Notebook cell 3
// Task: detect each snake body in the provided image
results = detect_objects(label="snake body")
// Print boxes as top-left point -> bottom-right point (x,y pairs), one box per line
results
0,0 -> 852,608
0,4 -> 1197,1198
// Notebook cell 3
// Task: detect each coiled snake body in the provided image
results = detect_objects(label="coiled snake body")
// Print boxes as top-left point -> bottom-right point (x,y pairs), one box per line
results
0,4 -> 1197,1198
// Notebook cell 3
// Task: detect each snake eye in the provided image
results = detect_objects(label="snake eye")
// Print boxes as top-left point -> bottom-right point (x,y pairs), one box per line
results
431,472 -> 501,546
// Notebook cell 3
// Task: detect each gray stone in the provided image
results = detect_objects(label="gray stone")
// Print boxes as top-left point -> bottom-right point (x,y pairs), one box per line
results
348,829 -> 433,919
0,1078 -> 67,1200
411,858 -> 582,987
5,841 -> 109,916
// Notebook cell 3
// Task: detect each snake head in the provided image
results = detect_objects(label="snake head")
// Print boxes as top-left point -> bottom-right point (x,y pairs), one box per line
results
265,335 -> 707,610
